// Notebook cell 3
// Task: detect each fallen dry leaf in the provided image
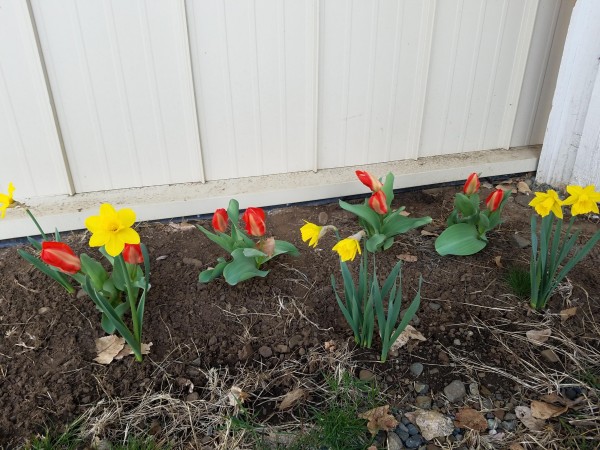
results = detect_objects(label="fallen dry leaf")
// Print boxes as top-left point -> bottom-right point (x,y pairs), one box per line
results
494,255 -> 503,268
495,184 -> 514,193
324,340 -> 336,352
397,254 -> 418,262
359,405 -> 399,435
405,410 -> 454,441
257,237 -> 276,257
114,342 -> 152,360
399,210 -> 410,217
278,388 -> 305,411
515,405 -> 545,431
531,400 -> 568,419
509,444 -> 526,450
560,307 -> 578,322
228,386 -> 249,406
517,181 -> 532,194
168,222 -> 196,231
454,408 -> 488,431
526,328 -> 552,345
420,230 -> 438,237
540,392 -> 585,408
94,335 -> 125,364
389,325 -> 426,352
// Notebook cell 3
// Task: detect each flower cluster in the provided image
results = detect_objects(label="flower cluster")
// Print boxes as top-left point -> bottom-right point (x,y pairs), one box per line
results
529,185 -> 600,218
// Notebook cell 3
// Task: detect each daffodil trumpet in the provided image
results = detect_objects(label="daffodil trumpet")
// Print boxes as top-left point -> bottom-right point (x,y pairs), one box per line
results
529,186 -> 600,310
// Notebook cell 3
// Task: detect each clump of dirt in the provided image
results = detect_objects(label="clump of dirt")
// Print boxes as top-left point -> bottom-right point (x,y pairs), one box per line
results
0,178 -> 598,447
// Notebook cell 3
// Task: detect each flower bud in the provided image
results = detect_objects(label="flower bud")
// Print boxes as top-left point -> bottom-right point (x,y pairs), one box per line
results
212,208 -> 229,232
40,241 -> 81,274
242,207 -> 266,237
123,243 -> 144,264
463,173 -> 480,195
368,190 -> 388,214
485,189 -> 504,212
355,170 -> 383,192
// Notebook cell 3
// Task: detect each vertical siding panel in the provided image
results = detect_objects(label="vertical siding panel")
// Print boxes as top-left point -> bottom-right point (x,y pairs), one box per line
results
0,1 -> 70,198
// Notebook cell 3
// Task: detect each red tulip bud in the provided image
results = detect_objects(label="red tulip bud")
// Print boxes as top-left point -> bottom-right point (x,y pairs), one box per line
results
212,208 -> 229,232
368,190 -> 388,214
463,173 -> 480,195
355,170 -> 383,192
485,189 -> 504,212
242,207 -> 266,237
123,243 -> 144,264
40,241 -> 81,274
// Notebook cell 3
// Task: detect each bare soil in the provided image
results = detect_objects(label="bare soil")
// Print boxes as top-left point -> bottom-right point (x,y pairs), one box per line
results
0,179 -> 598,448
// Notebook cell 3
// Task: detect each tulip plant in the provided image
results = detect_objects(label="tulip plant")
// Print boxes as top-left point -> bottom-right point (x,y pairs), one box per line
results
340,170 -> 432,253
435,173 -> 510,256
528,185 -> 600,310
198,199 -> 299,285
5,185 -> 151,362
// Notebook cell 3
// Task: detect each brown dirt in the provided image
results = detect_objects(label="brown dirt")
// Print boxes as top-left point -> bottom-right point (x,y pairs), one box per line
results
0,178 -> 599,448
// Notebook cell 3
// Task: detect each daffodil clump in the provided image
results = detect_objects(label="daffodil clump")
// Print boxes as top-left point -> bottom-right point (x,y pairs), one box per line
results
529,185 -> 600,310
2,184 -> 151,362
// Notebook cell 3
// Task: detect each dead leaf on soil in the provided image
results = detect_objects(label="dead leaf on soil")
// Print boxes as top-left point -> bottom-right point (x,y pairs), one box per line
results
405,410 -> 454,441
389,325 -> 426,353
278,388 -> 305,411
530,400 -> 568,419
420,230 -> 438,237
168,222 -> 195,231
540,392 -> 585,408
454,407 -> 488,431
228,386 -> 249,407
399,210 -> 410,217
494,255 -> 503,268
397,254 -> 418,262
324,340 -> 336,352
359,405 -> 399,435
114,342 -> 152,360
515,405 -> 545,431
257,237 -> 276,257
156,255 -> 168,261
509,444 -> 526,450
526,328 -> 551,345
367,446 -> 377,450
517,181 -> 532,194
495,184 -> 514,193
560,307 -> 578,322
94,335 -> 125,364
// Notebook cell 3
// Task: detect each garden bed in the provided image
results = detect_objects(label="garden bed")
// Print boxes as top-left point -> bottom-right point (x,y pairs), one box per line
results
0,176 -> 599,449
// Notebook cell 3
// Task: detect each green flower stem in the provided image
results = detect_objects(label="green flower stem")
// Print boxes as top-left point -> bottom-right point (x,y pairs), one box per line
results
118,255 -> 142,361
25,209 -> 47,241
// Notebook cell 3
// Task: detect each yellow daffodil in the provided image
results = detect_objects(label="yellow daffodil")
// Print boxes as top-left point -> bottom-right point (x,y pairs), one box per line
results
300,221 -> 336,248
562,185 -> 600,216
332,230 -> 365,262
528,189 -> 564,219
85,203 -> 140,257
0,182 -> 15,219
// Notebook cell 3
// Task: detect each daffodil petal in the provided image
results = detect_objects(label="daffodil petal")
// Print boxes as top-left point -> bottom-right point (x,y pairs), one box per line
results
99,203 -> 118,220
0,194 -> 9,204
117,208 -> 136,228
89,230 -> 110,247
104,236 -> 125,257
0,204 -> 7,219
551,201 -> 563,219
85,215 -> 103,233
117,227 -> 140,245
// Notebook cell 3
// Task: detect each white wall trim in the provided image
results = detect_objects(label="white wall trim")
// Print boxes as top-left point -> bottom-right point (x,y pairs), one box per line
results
1,146 -> 540,240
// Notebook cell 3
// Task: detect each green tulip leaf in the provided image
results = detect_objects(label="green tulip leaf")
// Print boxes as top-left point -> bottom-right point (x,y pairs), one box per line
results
80,253 -> 108,291
381,214 -> 432,236
435,223 -> 487,256
366,234 -> 387,252
199,260 -> 229,283
227,199 -> 240,223
196,225 -> 235,253
223,249 -> 269,285
381,172 -> 395,209
339,200 -> 381,233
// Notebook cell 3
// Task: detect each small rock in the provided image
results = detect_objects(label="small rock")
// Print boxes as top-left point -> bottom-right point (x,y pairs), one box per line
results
396,423 -> 409,433
428,302 -> 441,311
453,339 -> 461,346
510,234 -> 531,249
438,351 -> 450,364
96,440 -> 112,450
396,430 -> 409,441
406,423 -> 420,436
541,349 -> 559,363
495,409 -> 505,421
318,211 -> 329,225
429,368 -> 439,375
404,435 -> 423,448
414,383 -> 429,394
288,335 -> 303,349
469,382 -> 479,396
501,420 -> 516,432
415,396 -> 432,409
258,346 -> 272,358
359,369 -> 376,381
76,289 -> 87,299
274,344 -> 290,353
426,444 -> 440,450
444,380 -> 466,403
387,431 -> 404,450
208,336 -> 218,346
410,363 -> 424,377
298,347 -> 306,356
182,257 -> 203,268
487,418 -> 498,430
238,344 -> 253,360
186,392 -> 200,402
563,387 -> 580,401
37,307 -> 51,315
504,413 -> 517,421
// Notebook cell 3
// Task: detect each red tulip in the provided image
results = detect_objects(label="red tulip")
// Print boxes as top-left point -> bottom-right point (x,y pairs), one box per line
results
40,241 -> 81,274
212,208 -> 229,232
485,189 -> 504,212
242,207 -> 266,237
463,173 -> 480,195
355,170 -> 383,192
123,243 -> 144,264
368,190 -> 388,214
